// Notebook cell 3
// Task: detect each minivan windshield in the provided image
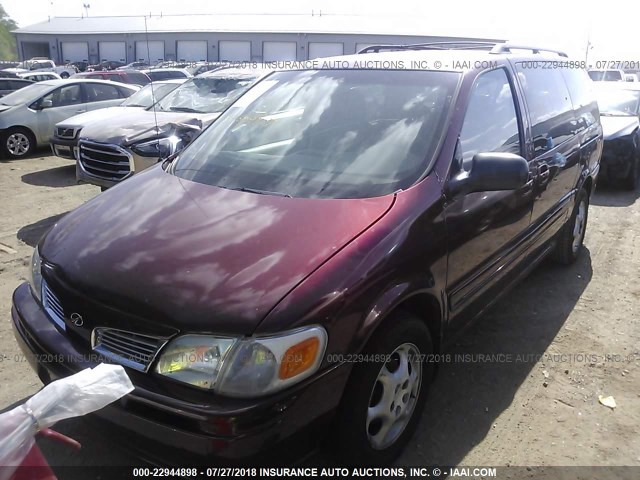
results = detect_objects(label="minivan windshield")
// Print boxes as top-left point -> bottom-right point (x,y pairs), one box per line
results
597,88 -> 640,116
172,69 -> 459,199
0,82 -> 53,106
155,72 -> 259,114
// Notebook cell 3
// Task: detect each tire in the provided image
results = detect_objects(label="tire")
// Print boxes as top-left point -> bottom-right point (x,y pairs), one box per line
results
60,72 -> 70,79
553,188 -> 589,265
623,155 -> 639,191
336,311 -> 434,465
2,127 -> 36,159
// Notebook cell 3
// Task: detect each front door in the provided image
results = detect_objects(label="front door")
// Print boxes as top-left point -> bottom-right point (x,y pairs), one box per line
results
444,67 -> 535,333
35,83 -> 86,142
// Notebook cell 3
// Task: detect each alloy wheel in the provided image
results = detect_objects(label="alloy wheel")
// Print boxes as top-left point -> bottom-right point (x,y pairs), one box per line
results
7,133 -> 30,157
366,343 -> 422,450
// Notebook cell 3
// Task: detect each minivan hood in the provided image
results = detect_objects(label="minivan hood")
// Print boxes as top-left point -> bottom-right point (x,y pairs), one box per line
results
601,115 -> 639,140
78,110 -> 220,146
41,166 -> 393,334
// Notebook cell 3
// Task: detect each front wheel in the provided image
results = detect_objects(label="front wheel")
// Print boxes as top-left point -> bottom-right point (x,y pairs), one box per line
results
60,72 -> 70,79
2,127 -> 35,159
553,188 -> 589,265
336,311 -> 434,465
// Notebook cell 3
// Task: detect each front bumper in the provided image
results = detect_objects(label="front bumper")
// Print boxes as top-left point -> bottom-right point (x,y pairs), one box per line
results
11,282 -> 349,464
49,136 -> 79,161
75,143 -> 158,189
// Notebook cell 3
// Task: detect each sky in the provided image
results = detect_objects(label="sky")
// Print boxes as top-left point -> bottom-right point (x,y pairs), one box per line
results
3,0 -> 639,61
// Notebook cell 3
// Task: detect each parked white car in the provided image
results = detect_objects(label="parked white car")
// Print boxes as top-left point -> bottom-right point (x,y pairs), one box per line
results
17,71 -> 62,82
0,79 -> 139,159
3,59 -> 76,79
588,69 -> 626,82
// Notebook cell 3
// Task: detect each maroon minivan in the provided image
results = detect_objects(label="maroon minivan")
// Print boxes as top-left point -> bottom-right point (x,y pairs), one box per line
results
12,43 -> 602,465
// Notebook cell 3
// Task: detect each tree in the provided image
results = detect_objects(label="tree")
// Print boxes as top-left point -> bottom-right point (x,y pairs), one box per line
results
0,4 -> 17,60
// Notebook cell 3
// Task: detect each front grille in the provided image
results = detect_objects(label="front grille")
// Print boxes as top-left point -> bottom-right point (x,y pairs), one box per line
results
92,328 -> 168,372
42,280 -> 66,331
56,127 -> 77,139
79,141 -> 131,182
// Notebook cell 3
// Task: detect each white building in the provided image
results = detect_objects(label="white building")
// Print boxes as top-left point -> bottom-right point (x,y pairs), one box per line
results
13,13 -> 502,64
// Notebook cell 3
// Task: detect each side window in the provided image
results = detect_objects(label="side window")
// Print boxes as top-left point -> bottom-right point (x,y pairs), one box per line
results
459,68 -> 521,171
9,80 -> 29,89
515,64 -> 575,156
0,80 -> 10,90
85,83 -> 122,102
42,84 -> 82,107
560,68 -> 599,128
87,74 -> 103,80
116,86 -> 136,98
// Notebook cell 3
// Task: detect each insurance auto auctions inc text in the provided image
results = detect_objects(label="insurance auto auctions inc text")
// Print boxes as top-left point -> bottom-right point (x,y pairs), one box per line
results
222,60 -> 499,70
256,467 -> 496,478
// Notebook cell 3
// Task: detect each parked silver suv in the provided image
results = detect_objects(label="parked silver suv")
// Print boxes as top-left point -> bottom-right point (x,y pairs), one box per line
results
76,67 -> 266,189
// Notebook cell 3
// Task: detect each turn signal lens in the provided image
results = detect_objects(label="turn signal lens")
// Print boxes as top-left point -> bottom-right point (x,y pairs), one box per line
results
279,337 -> 320,380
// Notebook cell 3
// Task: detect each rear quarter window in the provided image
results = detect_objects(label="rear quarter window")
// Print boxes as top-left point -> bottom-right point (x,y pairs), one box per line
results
561,68 -> 599,127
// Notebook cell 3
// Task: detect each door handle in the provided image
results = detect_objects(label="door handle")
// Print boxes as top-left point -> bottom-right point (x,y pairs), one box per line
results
539,164 -> 550,179
75,110 -> 85,113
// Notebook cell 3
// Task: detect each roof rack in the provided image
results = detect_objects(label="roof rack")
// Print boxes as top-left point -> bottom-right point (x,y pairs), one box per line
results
489,43 -> 568,57
357,41 -> 499,54
358,41 -> 568,58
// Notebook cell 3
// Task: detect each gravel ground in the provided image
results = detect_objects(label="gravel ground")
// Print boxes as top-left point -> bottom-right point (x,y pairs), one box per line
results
1,151 -> 639,476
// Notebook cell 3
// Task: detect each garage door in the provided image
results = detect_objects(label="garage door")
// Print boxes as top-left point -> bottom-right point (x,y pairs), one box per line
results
99,42 -> 126,62
177,41 -> 207,61
61,42 -> 89,63
136,41 -> 165,64
263,42 -> 297,61
219,41 -> 251,61
308,43 -> 344,60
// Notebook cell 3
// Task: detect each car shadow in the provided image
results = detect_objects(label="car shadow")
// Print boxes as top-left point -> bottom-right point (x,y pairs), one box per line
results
398,249 -> 593,466
310,250 -> 593,466
591,183 -> 640,207
17,212 -> 68,247
0,146 -> 56,162
21,164 -> 78,188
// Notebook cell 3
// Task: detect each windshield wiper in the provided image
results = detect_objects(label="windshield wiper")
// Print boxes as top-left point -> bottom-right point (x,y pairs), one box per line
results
169,106 -> 201,113
237,186 -> 292,198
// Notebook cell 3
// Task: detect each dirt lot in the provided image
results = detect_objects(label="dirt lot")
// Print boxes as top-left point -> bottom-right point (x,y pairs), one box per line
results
1,151 -> 639,473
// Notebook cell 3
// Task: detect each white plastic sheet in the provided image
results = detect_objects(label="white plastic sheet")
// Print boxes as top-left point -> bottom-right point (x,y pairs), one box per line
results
0,364 -> 133,480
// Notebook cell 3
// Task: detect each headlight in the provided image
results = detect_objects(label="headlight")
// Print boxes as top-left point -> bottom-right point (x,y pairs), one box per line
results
27,246 -> 43,302
131,136 -> 183,158
155,326 -> 327,397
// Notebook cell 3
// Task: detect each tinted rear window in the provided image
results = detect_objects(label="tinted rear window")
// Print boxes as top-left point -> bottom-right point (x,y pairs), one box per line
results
173,70 -> 460,199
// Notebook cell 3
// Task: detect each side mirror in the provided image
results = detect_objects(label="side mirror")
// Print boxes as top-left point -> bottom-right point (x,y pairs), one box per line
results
37,99 -> 53,110
447,152 -> 529,196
